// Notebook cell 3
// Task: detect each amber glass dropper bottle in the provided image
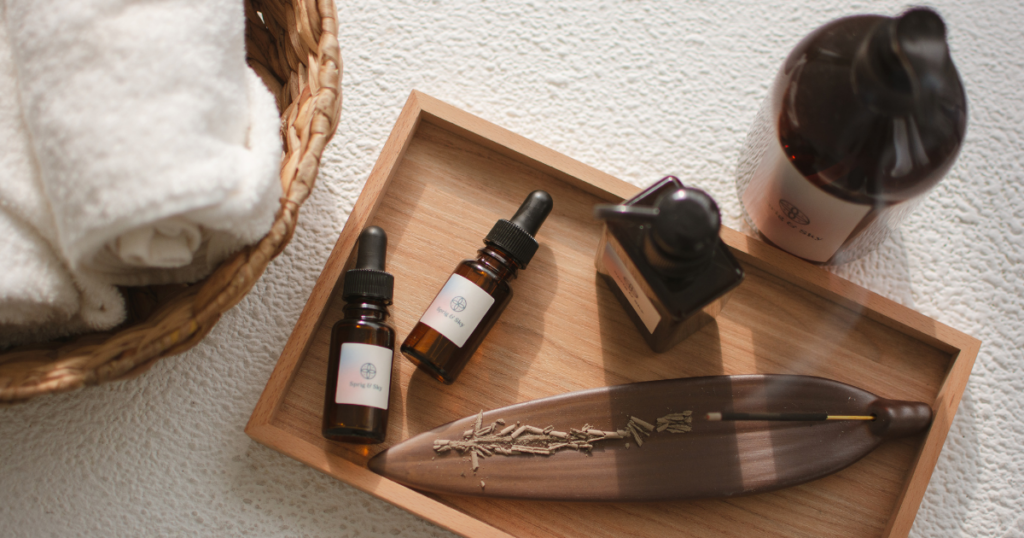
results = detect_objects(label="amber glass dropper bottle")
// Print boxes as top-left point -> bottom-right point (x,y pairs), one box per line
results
402,190 -> 553,384
322,226 -> 396,444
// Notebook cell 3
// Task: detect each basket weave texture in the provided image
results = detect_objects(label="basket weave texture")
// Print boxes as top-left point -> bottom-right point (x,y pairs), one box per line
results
0,0 -> 341,403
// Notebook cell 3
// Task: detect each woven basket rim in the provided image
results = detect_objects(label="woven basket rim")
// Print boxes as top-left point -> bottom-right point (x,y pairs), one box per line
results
0,0 -> 341,403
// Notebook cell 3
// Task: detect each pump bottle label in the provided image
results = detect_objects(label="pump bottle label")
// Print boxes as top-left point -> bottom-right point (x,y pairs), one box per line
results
418,274 -> 496,347
334,343 -> 393,409
597,233 -> 661,333
742,136 -> 871,262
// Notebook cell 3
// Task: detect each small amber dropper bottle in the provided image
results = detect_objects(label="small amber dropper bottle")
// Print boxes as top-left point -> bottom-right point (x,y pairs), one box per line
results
322,226 -> 396,444
402,190 -> 553,384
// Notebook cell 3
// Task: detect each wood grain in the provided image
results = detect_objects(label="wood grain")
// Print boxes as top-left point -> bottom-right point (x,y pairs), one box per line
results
246,91 -> 980,538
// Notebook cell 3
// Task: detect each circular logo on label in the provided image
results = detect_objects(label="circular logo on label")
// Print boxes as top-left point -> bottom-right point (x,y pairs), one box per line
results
779,199 -> 811,225
450,296 -> 467,312
359,363 -> 377,380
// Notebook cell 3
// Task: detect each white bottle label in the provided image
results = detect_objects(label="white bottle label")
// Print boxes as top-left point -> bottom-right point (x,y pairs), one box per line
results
418,274 -> 496,347
334,343 -> 393,409
742,140 -> 871,262
600,235 -> 661,334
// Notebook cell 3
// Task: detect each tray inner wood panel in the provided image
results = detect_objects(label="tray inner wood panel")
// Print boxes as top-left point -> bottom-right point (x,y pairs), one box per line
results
272,121 -> 952,537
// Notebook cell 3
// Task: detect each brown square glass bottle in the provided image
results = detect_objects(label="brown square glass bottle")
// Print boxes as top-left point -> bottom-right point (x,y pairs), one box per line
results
595,176 -> 744,352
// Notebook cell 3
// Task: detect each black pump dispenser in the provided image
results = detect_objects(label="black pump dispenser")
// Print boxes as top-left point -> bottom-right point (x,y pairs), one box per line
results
342,226 -> 394,303
853,8 -> 952,114
484,190 -> 553,268
596,187 -> 722,278
645,188 -> 720,278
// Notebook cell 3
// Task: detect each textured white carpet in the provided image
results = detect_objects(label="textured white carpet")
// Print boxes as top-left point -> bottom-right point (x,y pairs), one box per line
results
2,1 -> 1022,536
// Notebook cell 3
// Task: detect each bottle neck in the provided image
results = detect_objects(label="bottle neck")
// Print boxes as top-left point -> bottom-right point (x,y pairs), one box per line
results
476,245 -> 520,281
342,300 -> 390,322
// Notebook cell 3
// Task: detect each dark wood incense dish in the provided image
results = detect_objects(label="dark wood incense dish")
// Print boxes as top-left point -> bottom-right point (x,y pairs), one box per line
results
246,91 -> 980,538
369,374 -> 933,501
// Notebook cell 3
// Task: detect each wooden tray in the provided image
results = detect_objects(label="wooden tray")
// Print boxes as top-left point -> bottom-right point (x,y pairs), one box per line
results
246,91 -> 980,538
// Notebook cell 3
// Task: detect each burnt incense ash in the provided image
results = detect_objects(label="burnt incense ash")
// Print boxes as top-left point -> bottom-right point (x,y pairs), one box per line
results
433,410 -> 693,471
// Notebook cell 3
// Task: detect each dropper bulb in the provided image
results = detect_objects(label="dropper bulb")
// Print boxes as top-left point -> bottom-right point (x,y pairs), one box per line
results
356,226 -> 388,271
510,190 -> 554,236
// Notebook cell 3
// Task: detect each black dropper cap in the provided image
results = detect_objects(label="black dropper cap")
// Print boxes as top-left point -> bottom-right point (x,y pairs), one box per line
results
484,190 -> 554,268
342,226 -> 394,304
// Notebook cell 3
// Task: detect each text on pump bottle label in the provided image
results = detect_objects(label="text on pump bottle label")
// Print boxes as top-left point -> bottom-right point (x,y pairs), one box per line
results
742,138 -> 870,262
601,238 -> 661,333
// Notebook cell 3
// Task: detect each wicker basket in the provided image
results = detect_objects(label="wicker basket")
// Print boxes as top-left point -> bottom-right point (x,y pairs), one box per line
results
0,0 -> 341,403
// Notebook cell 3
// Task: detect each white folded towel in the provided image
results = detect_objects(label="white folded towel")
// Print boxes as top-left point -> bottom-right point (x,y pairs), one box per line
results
0,209 -> 81,346
5,0 -> 282,286
0,0 -> 282,346
0,1 -> 71,334
0,2 -> 124,347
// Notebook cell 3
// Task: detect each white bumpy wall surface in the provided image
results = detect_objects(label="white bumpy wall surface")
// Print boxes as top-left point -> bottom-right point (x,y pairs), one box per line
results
1,1 -> 1021,537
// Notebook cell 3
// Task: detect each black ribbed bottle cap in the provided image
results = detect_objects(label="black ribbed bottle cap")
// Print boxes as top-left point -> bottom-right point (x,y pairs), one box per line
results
343,226 -> 394,304
484,190 -> 553,268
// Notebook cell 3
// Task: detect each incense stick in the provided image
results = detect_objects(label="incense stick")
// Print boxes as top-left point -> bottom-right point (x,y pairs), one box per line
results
705,412 -> 875,422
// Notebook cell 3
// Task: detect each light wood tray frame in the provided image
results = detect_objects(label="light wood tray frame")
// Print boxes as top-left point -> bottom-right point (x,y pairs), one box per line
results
246,91 -> 979,538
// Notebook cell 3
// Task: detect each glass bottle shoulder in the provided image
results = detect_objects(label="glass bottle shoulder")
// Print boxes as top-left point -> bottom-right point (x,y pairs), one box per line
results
332,304 -> 396,347
332,316 -> 395,332
454,251 -> 516,295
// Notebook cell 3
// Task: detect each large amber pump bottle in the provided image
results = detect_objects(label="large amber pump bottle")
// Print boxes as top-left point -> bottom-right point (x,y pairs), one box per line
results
737,7 -> 967,265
